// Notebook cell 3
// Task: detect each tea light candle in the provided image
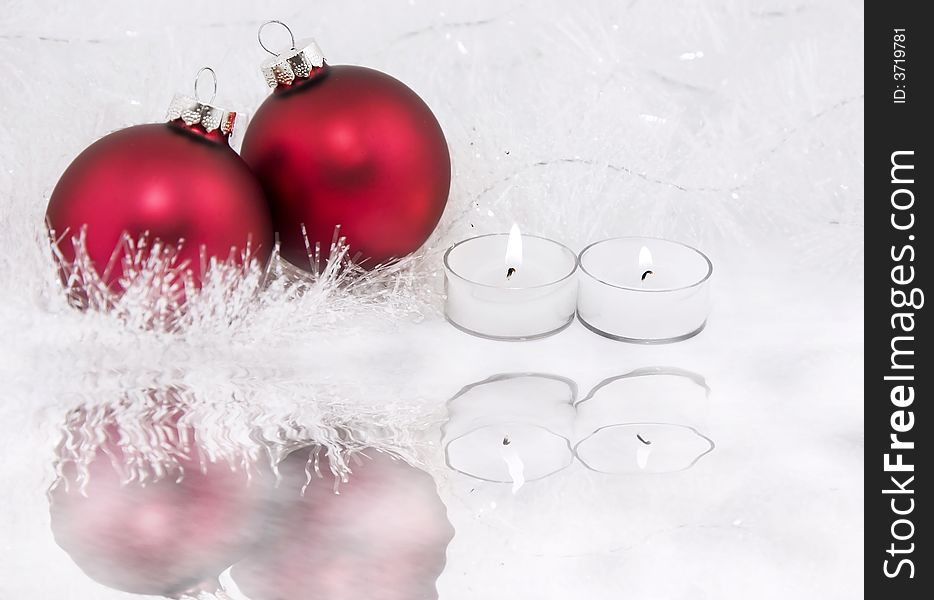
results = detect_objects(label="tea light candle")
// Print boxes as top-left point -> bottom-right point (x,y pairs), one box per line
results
443,226 -> 578,340
577,237 -> 713,343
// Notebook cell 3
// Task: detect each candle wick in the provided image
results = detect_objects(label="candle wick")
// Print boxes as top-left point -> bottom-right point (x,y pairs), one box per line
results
502,436 -> 511,446
641,270 -> 654,281
506,267 -> 517,280
636,434 -> 652,445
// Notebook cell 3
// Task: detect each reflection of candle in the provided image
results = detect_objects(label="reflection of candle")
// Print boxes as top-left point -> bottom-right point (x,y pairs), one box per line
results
576,423 -> 714,474
635,433 -> 652,470
501,436 -> 526,493
444,374 -> 576,486
445,423 -> 573,484
443,230 -> 578,340
573,368 -> 713,474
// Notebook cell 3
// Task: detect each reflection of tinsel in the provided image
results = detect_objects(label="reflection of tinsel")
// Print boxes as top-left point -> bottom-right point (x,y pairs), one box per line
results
53,390 -> 206,493
51,388 -> 392,497
40,230 -> 440,478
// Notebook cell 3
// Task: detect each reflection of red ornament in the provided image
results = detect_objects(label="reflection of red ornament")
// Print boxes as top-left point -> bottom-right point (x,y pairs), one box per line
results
241,28 -> 450,270
233,448 -> 454,600
46,71 -> 273,292
49,399 -> 266,596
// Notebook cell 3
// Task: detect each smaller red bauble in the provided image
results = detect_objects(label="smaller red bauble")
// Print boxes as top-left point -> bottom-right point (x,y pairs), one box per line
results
46,82 -> 273,293
49,400 -> 268,596
232,448 -> 454,600
241,33 -> 451,271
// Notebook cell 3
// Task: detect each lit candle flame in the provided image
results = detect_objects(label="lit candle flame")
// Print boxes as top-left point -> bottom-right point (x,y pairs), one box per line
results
638,245 -> 654,283
502,436 -> 526,494
638,245 -> 653,268
505,223 -> 523,279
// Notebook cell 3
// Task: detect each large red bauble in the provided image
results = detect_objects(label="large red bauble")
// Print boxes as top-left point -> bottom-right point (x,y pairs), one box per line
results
49,407 -> 267,596
46,121 -> 274,290
232,448 -> 454,600
241,65 -> 451,270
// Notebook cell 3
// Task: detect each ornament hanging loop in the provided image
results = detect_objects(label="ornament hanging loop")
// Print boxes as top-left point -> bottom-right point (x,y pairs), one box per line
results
193,66 -> 217,105
258,20 -> 296,56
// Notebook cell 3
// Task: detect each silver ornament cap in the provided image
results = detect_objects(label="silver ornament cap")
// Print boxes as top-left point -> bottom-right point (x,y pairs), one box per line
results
260,38 -> 326,88
257,22 -> 326,88
165,67 -> 239,136
166,95 -> 237,135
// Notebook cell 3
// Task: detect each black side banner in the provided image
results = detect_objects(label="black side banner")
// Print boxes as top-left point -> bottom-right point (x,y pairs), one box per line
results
866,2 -> 930,597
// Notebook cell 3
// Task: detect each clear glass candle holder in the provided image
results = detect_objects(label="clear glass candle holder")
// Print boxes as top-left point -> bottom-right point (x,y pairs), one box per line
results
443,233 -> 578,340
443,373 -> 576,485
577,237 -> 713,343
574,367 -> 714,475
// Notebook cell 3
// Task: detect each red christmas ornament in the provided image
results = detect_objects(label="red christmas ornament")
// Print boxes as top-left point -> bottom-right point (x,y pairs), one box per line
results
232,448 -> 454,600
46,68 -> 274,292
48,398 -> 268,596
241,23 -> 451,270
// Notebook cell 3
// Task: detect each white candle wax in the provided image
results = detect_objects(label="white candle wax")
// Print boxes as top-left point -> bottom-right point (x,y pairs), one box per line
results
600,239 -> 707,290
444,233 -> 578,340
470,262 -> 552,287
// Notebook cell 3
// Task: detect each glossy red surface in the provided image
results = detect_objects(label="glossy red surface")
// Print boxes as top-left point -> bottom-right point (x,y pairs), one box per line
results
46,121 -> 274,289
241,65 -> 451,270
